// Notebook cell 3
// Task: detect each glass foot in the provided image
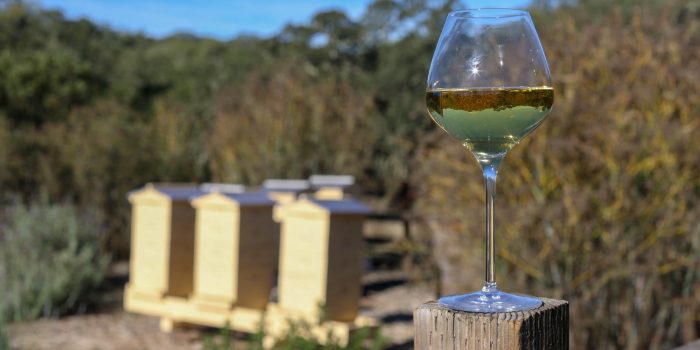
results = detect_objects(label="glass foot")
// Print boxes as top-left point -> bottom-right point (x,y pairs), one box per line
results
439,284 -> 542,312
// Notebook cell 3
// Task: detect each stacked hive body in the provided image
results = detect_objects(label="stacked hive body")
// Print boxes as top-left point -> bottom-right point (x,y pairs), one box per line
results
191,192 -> 278,311
125,184 -> 202,301
276,197 -> 369,322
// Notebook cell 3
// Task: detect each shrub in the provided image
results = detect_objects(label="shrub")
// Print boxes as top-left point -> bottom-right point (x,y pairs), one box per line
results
208,61 -> 376,189
0,48 -> 99,125
0,197 -> 109,321
0,311 -> 7,350
0,116 -> 9,187
33,100 -> 211,256
202,323 -> 234,350
270,322 -> 382,350
201,314 -> 384,350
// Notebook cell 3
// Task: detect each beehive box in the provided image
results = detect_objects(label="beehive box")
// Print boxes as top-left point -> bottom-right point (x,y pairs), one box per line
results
262,179 -> 309,204
308,175 -> 355,200
200,183 -> 245,194
191,191 -> 278,311
262,179 -> 310,222
125,184 -> 202,300
277,197 -> 370,322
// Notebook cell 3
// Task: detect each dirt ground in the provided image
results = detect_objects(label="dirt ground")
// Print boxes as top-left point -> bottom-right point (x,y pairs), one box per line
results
7,269 -> 435,350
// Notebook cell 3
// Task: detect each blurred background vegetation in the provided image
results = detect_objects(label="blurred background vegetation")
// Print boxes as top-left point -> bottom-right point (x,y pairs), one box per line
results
0,0 -> 699,349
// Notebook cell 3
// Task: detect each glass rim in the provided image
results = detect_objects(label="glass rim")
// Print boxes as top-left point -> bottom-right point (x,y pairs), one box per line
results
448,8 -> 529,19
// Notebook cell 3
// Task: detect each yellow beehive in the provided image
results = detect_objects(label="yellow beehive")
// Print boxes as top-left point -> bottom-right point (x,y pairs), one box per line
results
126,184 -> 202,300
262,179 -> 310,222
277,197 -> 370,322
191,191 -> 278,311
309,175 -> 355,200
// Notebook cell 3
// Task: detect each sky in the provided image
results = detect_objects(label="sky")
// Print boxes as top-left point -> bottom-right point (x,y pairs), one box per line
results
36,0 -> 533,40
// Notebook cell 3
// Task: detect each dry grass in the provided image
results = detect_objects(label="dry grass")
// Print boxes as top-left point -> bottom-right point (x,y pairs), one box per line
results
208,62 -> 376,186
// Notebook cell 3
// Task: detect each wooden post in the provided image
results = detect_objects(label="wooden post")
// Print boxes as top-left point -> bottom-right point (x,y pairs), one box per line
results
414,298 -> 568,350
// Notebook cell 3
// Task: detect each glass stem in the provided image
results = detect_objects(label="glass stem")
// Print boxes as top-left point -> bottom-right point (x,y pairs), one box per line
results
480,158 -> 501,292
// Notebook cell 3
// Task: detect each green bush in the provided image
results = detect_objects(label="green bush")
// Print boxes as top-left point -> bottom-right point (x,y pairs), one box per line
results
0,311 -> 8,350
0,197 -> 109,321
0,48 -> 99,125
201,315 -> 383,350
202,323 -> 234,350
36,102 -> 163,256
267,322 -> 382,350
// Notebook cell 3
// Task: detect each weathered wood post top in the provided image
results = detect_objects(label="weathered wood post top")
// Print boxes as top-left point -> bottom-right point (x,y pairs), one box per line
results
414,298 -> 569,350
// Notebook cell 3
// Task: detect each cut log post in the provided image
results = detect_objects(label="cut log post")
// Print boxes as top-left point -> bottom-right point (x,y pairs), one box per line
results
414,298 -> 568,350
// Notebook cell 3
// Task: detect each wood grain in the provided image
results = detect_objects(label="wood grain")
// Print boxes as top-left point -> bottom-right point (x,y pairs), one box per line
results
414,298 -> 568,350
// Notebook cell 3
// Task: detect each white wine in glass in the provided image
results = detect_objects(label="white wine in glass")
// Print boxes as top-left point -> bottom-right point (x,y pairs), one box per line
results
426,87 -> 553,156
426,9 -> 554,312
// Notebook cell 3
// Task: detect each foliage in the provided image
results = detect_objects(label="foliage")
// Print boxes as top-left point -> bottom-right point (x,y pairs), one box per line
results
202,323 -> 234,350
269,320 -> 382,350
0,1 -> 456,247
270,305 -> 383,350
0,116 -> 9,186
0,197 -> 109,321
208,61 -> 375,187
414,1 -> 700,349
0,48 -> 99,124
0,311 -> 7,350
200,316 -> 383,350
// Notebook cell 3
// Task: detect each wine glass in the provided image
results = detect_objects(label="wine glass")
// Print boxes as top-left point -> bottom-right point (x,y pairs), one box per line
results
426,8 -> 553,312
